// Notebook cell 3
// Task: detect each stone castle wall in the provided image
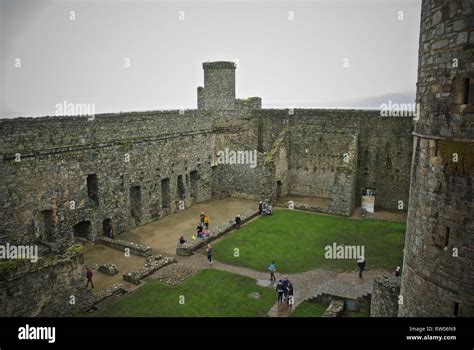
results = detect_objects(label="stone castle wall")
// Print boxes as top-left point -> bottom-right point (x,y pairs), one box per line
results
399,0 -> 474,317
0,111 -> 214,249
0,248 -> 93,317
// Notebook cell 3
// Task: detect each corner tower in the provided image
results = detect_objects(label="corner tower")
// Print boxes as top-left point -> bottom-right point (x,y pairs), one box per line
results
197,61 -> 236,110
399,0 -> 474,316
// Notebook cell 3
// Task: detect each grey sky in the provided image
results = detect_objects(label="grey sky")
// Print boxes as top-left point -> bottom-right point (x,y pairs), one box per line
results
0,0 -> 421,118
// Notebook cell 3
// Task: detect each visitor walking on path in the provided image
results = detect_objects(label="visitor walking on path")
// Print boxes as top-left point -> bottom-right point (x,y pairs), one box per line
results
206,244 -> 213,265
395,266 -> 401,277
276,280 -> 284,304
282,276 -> 290,299
357,256 -> 366,279
268,262 -> 277,282
258,201 -> 263,215
85,267 -> 94,288
200,212 -> 205,226
287,283 -> 294,307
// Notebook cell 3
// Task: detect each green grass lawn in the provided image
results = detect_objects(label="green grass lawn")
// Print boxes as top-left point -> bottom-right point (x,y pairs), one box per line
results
212,210 -> 405,273
290,301 -> 327,317
87,269 -> 276,317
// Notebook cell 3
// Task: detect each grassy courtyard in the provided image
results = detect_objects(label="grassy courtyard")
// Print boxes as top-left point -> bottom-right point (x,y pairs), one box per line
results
89,269 -> 275,317
212,210 -> 405,273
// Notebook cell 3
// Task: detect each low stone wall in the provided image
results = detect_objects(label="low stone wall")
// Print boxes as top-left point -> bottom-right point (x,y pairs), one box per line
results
123,255 -> 176,285
370,276 -> 401,317
322,300 -> 345,317
92,283 -> 129,306
98,237 -> 152,257
176,208 -> 259,256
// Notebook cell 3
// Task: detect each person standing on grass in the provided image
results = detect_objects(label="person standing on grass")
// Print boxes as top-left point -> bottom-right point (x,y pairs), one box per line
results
207,244 -> 213,265
276,280 -> 284,304
268,261 -> 277,282
357,256 -> 366,279
85,266 -> 94,288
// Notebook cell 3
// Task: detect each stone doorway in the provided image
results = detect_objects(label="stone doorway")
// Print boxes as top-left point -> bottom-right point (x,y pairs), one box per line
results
276,180 -> 283,199
130,186 -> 142,224
161,178 -> 170,208
102,218 -> 113,238
73,221 -> 91,241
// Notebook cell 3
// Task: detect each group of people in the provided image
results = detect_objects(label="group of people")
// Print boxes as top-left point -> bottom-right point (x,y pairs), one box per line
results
178,212 -> 212,245
276,276 -> 294,306
268,262 -> 294,306
258,201 -> 273,216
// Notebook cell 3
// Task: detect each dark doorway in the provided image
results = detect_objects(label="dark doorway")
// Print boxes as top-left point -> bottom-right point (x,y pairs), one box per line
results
161,178 -> 170,208
41,209 -> 55,241
87,174 -> 99,204
73,221 -> 91,240
177,175 -> 185,200
190,170 -> 199,198
130,186 -> 142,224
276,180 -> 283,199
103,218 -> 113,238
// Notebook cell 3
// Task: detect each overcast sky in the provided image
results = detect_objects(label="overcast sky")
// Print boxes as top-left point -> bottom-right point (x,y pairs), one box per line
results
0,0 -> 421,118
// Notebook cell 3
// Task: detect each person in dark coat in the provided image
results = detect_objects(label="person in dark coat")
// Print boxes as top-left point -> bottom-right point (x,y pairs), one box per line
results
287,283 -> 294,307
395,266 -> 401,277
258,201 -> 263,215
235,215 -> 242,229
276,280 -> 284,304
358,256 -> 366,279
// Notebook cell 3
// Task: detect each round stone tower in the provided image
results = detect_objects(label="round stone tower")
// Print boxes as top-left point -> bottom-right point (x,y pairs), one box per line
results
399,0 -> 474,316
197,61 -> 236,110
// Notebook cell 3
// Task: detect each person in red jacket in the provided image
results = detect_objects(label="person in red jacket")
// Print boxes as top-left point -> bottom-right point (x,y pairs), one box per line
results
85,266 -> 94,288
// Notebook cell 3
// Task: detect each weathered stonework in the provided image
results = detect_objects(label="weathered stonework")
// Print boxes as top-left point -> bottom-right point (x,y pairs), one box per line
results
98,237 -> 152,257
0,246 -> 94,317
370,276 -> 401,317
123,255 -> 175,285
399,0 -> 474,317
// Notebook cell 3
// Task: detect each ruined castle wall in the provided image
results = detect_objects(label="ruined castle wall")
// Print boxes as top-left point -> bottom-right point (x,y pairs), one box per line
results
399,0 -> 474,317
210,110 -> 263,200
256,109 -> 413,211
0,111 -> 215,248
0,250 -> 93,317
